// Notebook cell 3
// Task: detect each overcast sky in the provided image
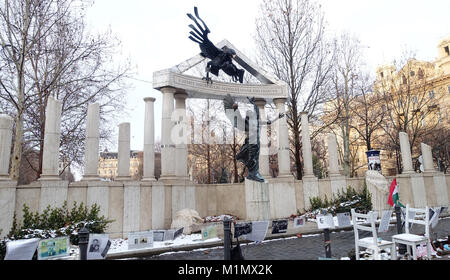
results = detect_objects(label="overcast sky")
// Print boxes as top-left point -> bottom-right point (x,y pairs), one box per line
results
85,0 -> 450,153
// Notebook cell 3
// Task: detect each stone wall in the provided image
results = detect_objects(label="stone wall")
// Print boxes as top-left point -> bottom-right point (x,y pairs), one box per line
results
4,173 -> 447,239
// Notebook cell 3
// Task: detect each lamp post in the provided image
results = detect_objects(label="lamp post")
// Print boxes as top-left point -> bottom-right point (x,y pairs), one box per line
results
79,227 -> 89,260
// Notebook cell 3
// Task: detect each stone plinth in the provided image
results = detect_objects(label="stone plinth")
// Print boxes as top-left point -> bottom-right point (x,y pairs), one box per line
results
268,179 -> 296,219
244,179 -> 270,221
302,175 -> 319,210
82,103 -> 100,181
433,173 -> 449,206
365,170 -> 390,213
39,180 -> 69,212
152,182 -> 172,229
143,97 -> 156,181
0,114 -> 13,180
117,122 -> 131,180
123,181 -> 140,236
40,97 -> 62,180
86,181 -> 109,217
0,180 -> 17,238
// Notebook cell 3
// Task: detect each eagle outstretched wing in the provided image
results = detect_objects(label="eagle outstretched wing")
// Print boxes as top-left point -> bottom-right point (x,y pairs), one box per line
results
187,7 -> 222,60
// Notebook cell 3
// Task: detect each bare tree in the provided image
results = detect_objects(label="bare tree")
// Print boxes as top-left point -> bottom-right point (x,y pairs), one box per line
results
0,0 -> 131,181
376,51 -> 445,173
255,0 -> 335,179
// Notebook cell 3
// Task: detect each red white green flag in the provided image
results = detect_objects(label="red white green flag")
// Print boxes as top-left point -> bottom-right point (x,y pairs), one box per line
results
388,178 -> 404,207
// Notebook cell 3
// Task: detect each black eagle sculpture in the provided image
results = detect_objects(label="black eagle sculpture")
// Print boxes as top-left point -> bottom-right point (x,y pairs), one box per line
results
187,7 -> 245,84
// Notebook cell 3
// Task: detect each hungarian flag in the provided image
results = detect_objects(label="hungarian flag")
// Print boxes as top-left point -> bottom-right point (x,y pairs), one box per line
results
388,178 -> 404,207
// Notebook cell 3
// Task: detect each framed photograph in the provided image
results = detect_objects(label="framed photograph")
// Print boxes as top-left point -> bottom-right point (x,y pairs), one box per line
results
37,236 -> 69,260
234,222 -> 252,238
271,219 -> 288,234
293,216 -> 306,228
87,234 -> 110,260
128,231 -> 153,250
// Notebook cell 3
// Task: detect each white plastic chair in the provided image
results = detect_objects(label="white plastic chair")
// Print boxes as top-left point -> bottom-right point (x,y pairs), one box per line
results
391,204 -> 431,260
351,209 -> 395,260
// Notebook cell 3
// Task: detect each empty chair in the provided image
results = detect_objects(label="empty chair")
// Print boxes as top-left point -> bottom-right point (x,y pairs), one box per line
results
391,204 -> 431,260
351,209 -> 395,260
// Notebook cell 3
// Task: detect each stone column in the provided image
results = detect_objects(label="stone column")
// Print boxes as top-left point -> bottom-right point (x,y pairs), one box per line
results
328,133 -> 346,195
255,99 -> 270,178
0,114 -> 16,238
274,98 -> 291,177
174,93 -> 188,180
399,132 -> 414,174
301,112 -> 314,177
82,103 -> 100,181
160,87 -> 176,180
40,97 -> 62,180
327,133 -> 340,176
0,114 -> 13,180
142,97 -> 156,181
421,143 -> 434,173
116,122 -> 131,180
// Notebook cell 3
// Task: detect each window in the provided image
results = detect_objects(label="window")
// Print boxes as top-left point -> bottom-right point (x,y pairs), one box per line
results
402,75 -> 407,85
418,68 -> 424,79
410,71 -> 415,77
445,46 -> 450,56
448,85 -> 450,93
412,96 -> 418,103
429,90 -> 435,99
380,72 -> 384,78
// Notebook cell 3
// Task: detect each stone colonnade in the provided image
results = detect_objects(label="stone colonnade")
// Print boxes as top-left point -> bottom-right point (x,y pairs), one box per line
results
0,93 -> 449,239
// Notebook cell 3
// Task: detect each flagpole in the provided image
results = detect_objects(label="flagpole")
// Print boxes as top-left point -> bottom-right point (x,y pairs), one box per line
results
394,202 -> 407,256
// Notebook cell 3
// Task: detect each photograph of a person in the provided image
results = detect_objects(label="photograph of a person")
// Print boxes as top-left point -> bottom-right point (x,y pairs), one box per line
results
89,239 -> 101,252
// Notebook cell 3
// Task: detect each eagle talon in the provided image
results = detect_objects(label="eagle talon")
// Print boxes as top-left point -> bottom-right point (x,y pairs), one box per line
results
202,77 -> 213,84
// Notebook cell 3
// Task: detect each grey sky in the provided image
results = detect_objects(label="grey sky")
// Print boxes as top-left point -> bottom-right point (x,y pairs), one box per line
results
85,0 -> 450,152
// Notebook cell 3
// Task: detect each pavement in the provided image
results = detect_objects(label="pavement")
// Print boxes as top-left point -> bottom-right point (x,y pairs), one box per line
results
107,216 -> 450,260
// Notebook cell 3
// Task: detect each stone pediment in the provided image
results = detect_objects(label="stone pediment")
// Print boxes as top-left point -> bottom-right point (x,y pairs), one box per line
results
153,39 -> 288,102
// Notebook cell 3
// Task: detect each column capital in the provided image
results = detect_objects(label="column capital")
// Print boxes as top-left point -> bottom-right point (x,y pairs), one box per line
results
300,111 -> 309,116
160,87 -> 177,94
254,98 -> 266,107
143,97 -> 156,103
174,92 -> 188,100
273,98 -> 287,105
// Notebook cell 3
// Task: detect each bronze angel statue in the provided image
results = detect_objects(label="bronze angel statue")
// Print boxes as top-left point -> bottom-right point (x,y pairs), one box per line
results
187,7 -> 245,84
223,94 -> 285,182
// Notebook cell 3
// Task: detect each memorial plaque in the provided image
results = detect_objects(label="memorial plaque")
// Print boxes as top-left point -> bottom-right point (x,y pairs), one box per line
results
271,219 -> 288,234
128,231 -> 154,250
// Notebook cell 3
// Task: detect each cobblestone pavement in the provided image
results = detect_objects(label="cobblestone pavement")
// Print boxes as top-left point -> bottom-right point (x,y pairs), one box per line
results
143,218 -> 450,260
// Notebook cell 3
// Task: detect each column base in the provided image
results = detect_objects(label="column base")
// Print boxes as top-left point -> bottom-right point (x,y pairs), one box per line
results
38,175 -> 61,181
141,177 -> 157,182
115,176 -> 132,181
0,175 -> 12,181
81,175 -> 101,181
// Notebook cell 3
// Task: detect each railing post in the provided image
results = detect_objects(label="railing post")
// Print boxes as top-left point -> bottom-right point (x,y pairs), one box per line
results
324,228 -> 332,258
223,218 -> 231,260
394,205 -> 406,255
79,227 -> 89,260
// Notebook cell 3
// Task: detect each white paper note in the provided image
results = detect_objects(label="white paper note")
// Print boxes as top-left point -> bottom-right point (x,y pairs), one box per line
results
243,221 -> 269,242
378,210 -> 393,233
4,238 -> 40,260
